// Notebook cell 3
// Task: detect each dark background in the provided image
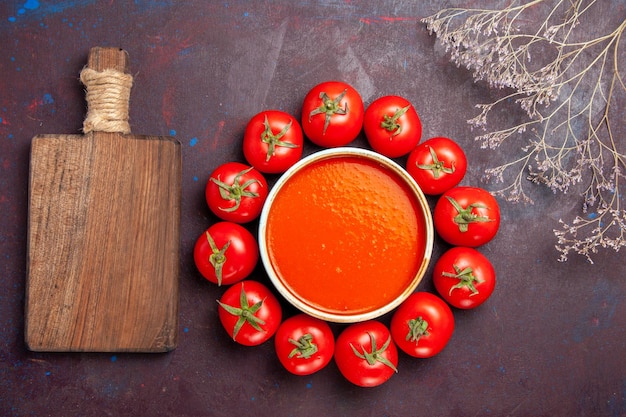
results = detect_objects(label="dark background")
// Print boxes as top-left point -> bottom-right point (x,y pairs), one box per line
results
1,1 -> 624,416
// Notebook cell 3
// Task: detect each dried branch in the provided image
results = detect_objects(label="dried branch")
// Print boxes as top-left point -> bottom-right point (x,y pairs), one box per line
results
423,0 -> 626,263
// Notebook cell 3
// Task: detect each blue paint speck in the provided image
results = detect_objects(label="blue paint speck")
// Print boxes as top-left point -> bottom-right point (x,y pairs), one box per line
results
189,137 -> 198,147
306,381 -> 312,389
8,16 -> 16,22
24,0 -> 40,10
183,327 -> 189,333
45,371 -> 51,376
111,355 -> 117,362
42,93 -> 54,104
193,176 -> 198,182
169,129 -> 176,136
588,212 -> 598,219
243,11 -> 249,17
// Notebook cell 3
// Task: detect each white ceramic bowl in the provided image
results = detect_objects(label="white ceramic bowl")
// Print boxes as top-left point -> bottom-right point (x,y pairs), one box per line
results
259,147 -> 433,323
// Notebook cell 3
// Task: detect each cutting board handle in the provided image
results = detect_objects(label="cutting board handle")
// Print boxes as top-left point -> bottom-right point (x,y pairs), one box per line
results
80,47 -> 133,134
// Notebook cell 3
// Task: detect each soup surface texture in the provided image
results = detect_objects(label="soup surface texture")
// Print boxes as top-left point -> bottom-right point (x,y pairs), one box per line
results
265,155 -> 426,316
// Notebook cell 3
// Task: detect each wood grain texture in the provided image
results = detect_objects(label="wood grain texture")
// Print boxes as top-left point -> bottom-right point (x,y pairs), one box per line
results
25,47 -> 181,352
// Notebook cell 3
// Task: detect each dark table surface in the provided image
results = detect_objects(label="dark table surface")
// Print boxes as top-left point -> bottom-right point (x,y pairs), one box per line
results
1,1 -> 625,416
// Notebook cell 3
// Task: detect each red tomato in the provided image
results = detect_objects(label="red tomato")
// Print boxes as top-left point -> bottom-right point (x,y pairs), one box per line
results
274,314 -> 335,376
217,280 -> 282,346
205,162 -> 268,223
407,137 -> 467,195
433,186 -> 500,247
301,81 -> 364,147
433,247 -> 496,309
243,110 -> 304,174
193,222 -> 258,286
334,321 -> 398,387
390,292 -> 454,358
363,95 -> 422,158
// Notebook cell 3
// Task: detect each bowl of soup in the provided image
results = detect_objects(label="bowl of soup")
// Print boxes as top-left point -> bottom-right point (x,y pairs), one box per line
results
258,147 -> 433,323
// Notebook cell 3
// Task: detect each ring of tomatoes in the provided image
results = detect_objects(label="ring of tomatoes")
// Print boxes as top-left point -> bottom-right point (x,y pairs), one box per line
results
194,79 -> 501,388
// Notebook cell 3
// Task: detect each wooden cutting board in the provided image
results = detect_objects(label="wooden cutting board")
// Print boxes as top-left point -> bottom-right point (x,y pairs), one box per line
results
25,47 -> 181,352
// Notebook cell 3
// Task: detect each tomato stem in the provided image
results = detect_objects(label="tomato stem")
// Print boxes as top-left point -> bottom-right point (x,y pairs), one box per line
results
379,105 -> 410,137
210,167 -> 262,213
205,231 -> 231,286
446,196 -> 493,232
442,265 -> 482,296
406,316 -> 430,343
417,146 -> 456,179
217,284 -> 266,340
260,114 -> 299,162
308,89 -> 348,135
349,332 -> 397,373
288,333 -> 318,359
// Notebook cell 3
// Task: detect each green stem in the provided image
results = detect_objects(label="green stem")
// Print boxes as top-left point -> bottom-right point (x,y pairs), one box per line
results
308,89 -> 348,135
442,265 -> 482,296
205,231 -> 231,286
350,333 -> 397,373
210,167 -> 261,213
260,114 -> 299,162
217,284 -> 266,340
417,146 -> 456,178
380,105 -> 410,137
446,196 -> 494,232
288,333 -> 318,359
406,316 -> 430,343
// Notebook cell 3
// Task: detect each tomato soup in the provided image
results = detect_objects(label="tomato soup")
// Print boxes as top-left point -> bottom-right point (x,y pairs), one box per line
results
260,148 -> 432,322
